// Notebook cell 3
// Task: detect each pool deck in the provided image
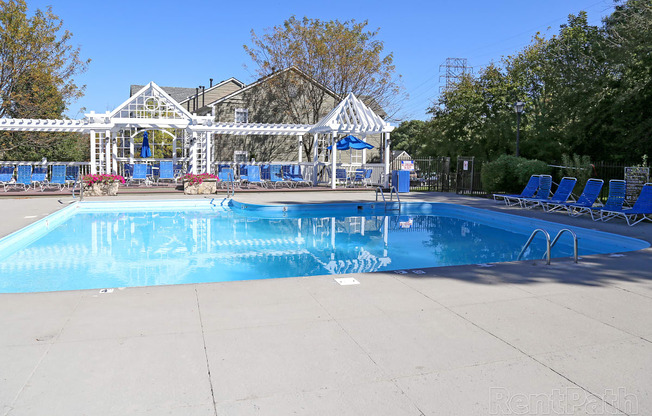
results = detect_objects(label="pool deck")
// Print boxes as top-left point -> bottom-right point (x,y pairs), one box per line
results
1,191 -> 651,415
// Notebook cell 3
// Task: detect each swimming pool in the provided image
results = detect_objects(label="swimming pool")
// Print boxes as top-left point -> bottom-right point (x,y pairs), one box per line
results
0,199 -> 647,293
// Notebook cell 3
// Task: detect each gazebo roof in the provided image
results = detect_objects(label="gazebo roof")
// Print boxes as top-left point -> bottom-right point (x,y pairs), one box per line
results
310,92 -> 394,134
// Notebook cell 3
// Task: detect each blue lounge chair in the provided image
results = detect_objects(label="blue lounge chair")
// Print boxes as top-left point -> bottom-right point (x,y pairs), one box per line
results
270,165 -> 290,188
239,164 -> 249,186
547,178 -> 605,216
588,179 -> 627,221
335,168 -> 348,186
123,163 -> 134,180
129,163 -> 149,186
218,168 -> 235,188
363,169 -> 373,187
173,163 -> 184,178
260,164 -> 271,184
288,165 -> 311,187
31,166 -> 48,191
15,165 -> 32,191
245,165 -> 265,188
494,175 -> 540,206
521,177 -> 577,210
65,166 -> 80,188
48,165 -> 67,190
518,175 -> 552,207
600,183 -> 652,226
351,169 -> 366,187
0,166 -> 15,191
157,161 -> 176,184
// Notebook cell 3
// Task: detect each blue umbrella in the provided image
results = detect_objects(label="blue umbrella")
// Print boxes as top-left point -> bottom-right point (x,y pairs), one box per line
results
140,131 -> 152,158
327,135 -> 374,151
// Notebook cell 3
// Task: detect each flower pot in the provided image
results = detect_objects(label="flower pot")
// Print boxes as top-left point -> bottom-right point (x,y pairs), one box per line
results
84,182 -> 120,196
183,178 -> 217,195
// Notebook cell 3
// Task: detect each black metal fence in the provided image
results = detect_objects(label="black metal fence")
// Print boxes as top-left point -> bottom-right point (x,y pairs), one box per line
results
390,156 -> 648,200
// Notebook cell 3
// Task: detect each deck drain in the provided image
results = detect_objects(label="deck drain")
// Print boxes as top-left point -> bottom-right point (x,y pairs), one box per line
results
335,277 -> 359,286
24,215 -> 37,219
477,263 -> 495,268
608,254 -> 625,258
411,270 -> 426,274
99,288 -> 114,294
393,270 -> 408,274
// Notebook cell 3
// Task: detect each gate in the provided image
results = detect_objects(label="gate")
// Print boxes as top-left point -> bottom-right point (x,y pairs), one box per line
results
456,156 -> 484,195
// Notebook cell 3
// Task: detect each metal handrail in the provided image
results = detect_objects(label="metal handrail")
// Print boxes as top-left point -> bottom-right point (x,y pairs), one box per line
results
549,229 -> 579,263
389,186 -> 401,212
375,186 -> 385,203
517,228 -> 551,265
72,177 -> 83,201
225,172 -> 235,198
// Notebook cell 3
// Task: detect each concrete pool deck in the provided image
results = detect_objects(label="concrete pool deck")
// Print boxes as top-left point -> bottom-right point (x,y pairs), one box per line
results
0,191 -> 651,415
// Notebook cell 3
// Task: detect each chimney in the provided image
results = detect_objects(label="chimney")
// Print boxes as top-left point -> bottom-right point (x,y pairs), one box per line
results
201,86 -> 205,107
195,87 -> 199,112
209,78 -> 213,88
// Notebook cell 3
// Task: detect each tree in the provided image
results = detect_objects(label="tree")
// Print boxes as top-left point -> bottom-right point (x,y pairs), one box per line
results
391,120 -> 427,157
0,0 -> 89,159
244,16 -> 402,157
420,1 -> 650,164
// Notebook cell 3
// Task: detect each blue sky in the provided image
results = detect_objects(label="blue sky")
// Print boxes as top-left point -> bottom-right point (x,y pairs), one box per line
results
28,0 -> 615,122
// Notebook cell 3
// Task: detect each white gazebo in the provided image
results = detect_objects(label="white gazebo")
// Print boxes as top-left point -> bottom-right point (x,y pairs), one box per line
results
0,82 -> 394,188
310,92 -> 394,189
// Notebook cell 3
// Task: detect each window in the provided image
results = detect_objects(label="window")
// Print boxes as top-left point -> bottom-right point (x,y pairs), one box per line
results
234,108 -> 248,123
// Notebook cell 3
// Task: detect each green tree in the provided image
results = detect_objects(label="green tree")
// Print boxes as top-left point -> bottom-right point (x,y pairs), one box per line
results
244,16 -> 402,157
391,119 -> 427,157
0,0 -> 89,159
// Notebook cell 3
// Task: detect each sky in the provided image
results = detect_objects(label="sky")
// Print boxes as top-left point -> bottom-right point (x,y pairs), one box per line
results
27,0 -> 616,122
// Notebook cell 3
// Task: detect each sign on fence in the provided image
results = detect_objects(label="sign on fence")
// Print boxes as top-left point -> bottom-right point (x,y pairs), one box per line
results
625,167 -> 650,202
401,160 -> 414,171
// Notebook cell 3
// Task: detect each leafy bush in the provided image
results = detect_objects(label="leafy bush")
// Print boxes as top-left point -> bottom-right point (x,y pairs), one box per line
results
481,155 -> 550,194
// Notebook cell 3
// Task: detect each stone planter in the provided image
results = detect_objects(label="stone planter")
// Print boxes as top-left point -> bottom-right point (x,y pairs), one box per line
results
84,182 -> 120,196
184,178 -> 217,195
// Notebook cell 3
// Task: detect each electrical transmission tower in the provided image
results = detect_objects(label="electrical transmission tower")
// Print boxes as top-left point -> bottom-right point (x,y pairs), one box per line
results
439,58 -> 472,92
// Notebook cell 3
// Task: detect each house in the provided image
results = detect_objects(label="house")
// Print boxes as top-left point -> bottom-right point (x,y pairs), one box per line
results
130,67 -> 384,163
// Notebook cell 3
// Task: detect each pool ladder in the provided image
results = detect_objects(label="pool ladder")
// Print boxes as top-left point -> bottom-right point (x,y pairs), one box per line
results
375,186 -> 401,212
517,228 -> 579,265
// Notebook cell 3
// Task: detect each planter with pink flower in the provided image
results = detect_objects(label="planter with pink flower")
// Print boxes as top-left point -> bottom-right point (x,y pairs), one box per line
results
83,174 -> 125,196
183,173 -> 219,195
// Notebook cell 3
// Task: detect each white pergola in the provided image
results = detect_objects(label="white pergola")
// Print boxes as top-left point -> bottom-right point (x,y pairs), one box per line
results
0,82 -> 394,188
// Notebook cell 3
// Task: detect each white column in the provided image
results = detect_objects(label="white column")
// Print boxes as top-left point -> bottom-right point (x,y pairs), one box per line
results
90,130 -> 96,174
384,132 -> 391,187
331,132 -> 337,189
172,137 -> 177,165
111,132 -> 118,174
208,133 -> 214,174
191,131 -> 198,174
105,131 -> 111,174
312,133 -> 319,184
298,135 -> 303,163
129,133 -> 134,164
362,135 -> 367,165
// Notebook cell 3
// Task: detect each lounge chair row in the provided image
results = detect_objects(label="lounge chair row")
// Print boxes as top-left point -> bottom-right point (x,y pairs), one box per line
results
217,164 -> 313,189
0,165 -> 80,192
494,175 -> 652,226
123,161 -> 180,186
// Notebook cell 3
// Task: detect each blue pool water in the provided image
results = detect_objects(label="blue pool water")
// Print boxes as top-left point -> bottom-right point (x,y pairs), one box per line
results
0,200 -> 647,293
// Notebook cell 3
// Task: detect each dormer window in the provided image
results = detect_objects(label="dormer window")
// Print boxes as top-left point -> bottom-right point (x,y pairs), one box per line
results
235,108 -> 249,123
